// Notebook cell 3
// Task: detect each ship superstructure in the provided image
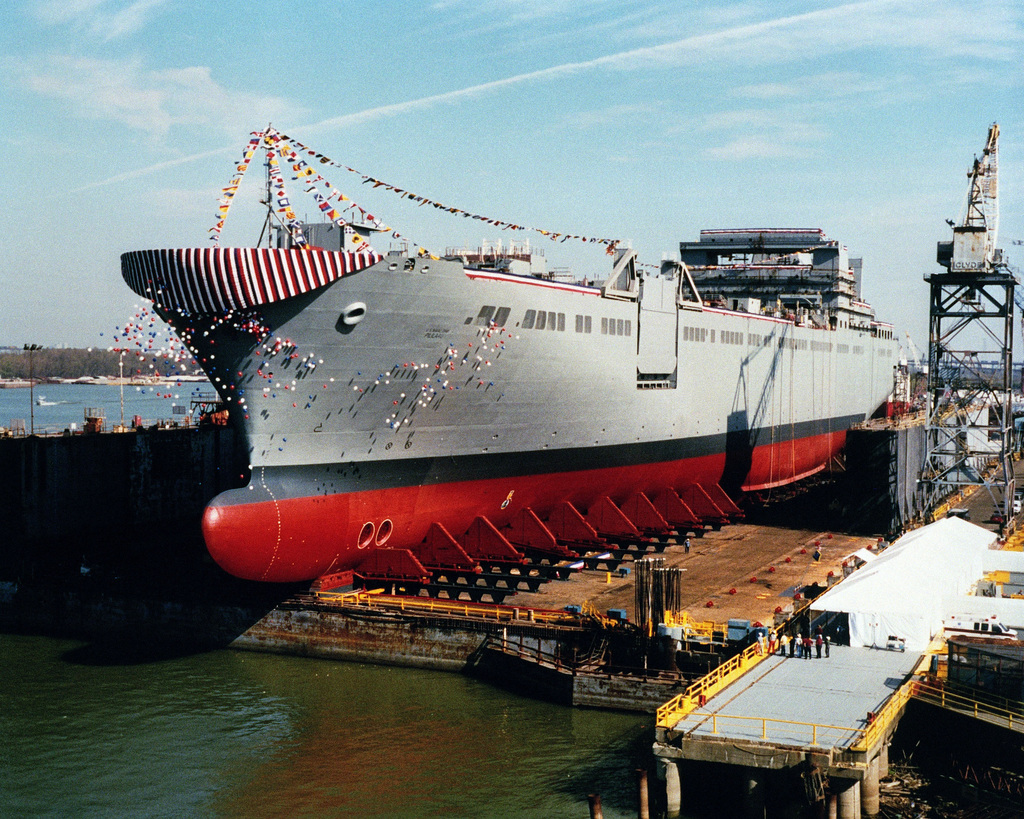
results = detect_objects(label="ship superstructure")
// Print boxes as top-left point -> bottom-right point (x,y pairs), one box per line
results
680,228 -> 877,331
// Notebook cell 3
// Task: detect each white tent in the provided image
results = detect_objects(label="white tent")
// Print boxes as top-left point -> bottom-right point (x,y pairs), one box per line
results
812,517 -> 996,651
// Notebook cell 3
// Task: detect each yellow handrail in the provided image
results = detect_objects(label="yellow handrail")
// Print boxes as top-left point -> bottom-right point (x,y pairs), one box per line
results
910,680 -> 1024,733
695,713 -> 861,747
848,677 -> 914,752
313,589 -> 580,625
662,610 -> 729,642
656,639 -> 773,729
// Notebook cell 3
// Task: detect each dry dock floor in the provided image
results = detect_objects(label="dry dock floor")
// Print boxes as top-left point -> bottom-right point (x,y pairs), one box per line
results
509,523 -> 880,625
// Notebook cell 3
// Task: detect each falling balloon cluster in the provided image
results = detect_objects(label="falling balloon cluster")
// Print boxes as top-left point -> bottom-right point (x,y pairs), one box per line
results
96,303 -> 202,397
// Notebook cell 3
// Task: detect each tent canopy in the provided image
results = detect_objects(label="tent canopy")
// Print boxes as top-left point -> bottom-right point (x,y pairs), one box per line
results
812,517 -> 996,651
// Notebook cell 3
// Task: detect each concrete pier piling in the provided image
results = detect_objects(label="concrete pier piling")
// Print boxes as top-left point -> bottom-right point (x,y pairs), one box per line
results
835,778 -> 859,819
742,768 -> 765,818
662,760 -> 681,818
877,739 -> 889,779
861,754 -> 880,817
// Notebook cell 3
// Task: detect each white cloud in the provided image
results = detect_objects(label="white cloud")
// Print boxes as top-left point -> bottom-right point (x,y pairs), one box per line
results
699,110 -> 829,160
732,83 -> 798,100
32,0 -> 171,39
704,135 -> 807,161
13,55 -> 303,140
733,73 -> 890,102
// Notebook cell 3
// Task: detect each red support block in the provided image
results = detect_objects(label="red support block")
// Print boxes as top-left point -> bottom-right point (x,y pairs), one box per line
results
504,508 -> 558,550
620,492 -> 672,534
355,548 -> 431,582
678,484 -> 729,527
546,501 -> 604,546
414,522 -> 480,571
461,516 -> 525,562
651,488 -> 703,529
703,483 -> 744,519
586,496 -> 641,538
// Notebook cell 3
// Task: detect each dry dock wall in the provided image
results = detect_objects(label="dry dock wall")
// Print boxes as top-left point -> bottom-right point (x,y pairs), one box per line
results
0,427 -> 243,578
844,423 -> 927,534
236,603 -> 682,711
233,604 -> 511,672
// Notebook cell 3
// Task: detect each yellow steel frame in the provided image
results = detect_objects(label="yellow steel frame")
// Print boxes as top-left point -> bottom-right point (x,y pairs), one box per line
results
662,610 -> 729,642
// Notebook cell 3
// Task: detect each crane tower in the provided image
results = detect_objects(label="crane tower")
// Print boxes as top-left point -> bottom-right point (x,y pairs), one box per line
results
922,123 -> 1016,525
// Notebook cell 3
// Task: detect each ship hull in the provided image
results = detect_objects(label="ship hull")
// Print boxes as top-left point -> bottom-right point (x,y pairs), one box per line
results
122,247 -> 898,582
204,424 -> 849,581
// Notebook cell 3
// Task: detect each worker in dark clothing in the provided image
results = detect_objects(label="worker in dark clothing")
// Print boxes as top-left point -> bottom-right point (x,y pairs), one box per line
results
824,636 -> 830,658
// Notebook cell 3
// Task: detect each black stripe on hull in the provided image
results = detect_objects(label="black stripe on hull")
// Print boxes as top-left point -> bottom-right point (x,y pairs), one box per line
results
225,413 -> 862,505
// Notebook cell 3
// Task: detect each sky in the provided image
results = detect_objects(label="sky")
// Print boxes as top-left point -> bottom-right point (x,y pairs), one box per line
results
1,0 -> 1022,356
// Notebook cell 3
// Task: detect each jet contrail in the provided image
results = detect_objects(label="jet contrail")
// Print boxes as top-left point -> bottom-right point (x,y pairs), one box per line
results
296,0 -> 903,133
68,145 -> 234,193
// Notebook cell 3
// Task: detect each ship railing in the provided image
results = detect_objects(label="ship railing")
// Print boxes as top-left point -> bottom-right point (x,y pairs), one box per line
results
490,633 -> 682,681
489,632 -> 604,674
1,418 -> 194,437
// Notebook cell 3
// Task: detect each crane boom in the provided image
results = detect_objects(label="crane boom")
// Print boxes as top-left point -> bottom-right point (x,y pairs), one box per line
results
937,122 -> 999,273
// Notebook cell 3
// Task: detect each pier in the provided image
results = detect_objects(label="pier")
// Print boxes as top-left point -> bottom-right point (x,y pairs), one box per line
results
654,645 -> 920,817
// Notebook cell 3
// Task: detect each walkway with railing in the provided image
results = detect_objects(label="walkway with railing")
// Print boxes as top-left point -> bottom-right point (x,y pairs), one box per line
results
656,638 -> 773,728
658,644 -> 921,758
911,678 -> 1024,734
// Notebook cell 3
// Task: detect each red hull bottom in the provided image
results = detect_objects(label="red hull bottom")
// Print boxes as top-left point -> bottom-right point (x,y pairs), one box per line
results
203,430 -> 846,582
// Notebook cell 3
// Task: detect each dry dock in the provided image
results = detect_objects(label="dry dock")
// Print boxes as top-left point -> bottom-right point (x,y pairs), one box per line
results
507,522 -> 865,626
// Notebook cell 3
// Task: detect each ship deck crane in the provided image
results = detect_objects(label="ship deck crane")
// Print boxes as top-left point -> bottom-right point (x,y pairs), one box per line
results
904,332 -> 927,375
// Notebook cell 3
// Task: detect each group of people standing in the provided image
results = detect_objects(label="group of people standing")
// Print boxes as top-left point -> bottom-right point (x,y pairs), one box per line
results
778,627 -> 830,659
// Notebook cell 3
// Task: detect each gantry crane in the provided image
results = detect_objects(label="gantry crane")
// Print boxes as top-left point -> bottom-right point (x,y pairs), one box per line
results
923,123 -> 1016,526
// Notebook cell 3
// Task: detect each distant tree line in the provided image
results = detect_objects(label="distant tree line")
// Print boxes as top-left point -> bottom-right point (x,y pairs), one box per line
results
0,348 -> 197,380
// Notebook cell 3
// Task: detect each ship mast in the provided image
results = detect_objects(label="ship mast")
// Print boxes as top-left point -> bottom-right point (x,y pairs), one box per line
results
257,126 -> 274,248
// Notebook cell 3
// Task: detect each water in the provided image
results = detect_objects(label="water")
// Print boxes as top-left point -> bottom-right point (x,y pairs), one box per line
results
0,634 -> 649,818
0,382 -> 211,434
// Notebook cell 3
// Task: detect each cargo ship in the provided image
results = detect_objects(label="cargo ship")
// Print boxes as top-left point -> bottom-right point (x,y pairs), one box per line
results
121,144 -> 897,584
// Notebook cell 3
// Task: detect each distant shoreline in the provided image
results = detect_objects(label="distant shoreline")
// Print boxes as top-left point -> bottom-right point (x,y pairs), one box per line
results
0,376 -> 210,388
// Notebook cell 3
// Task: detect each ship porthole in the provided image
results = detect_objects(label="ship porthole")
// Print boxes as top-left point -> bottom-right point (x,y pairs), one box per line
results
357,521 -> 375,549
375,519 -> 393,546
340,302 -> 367,326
